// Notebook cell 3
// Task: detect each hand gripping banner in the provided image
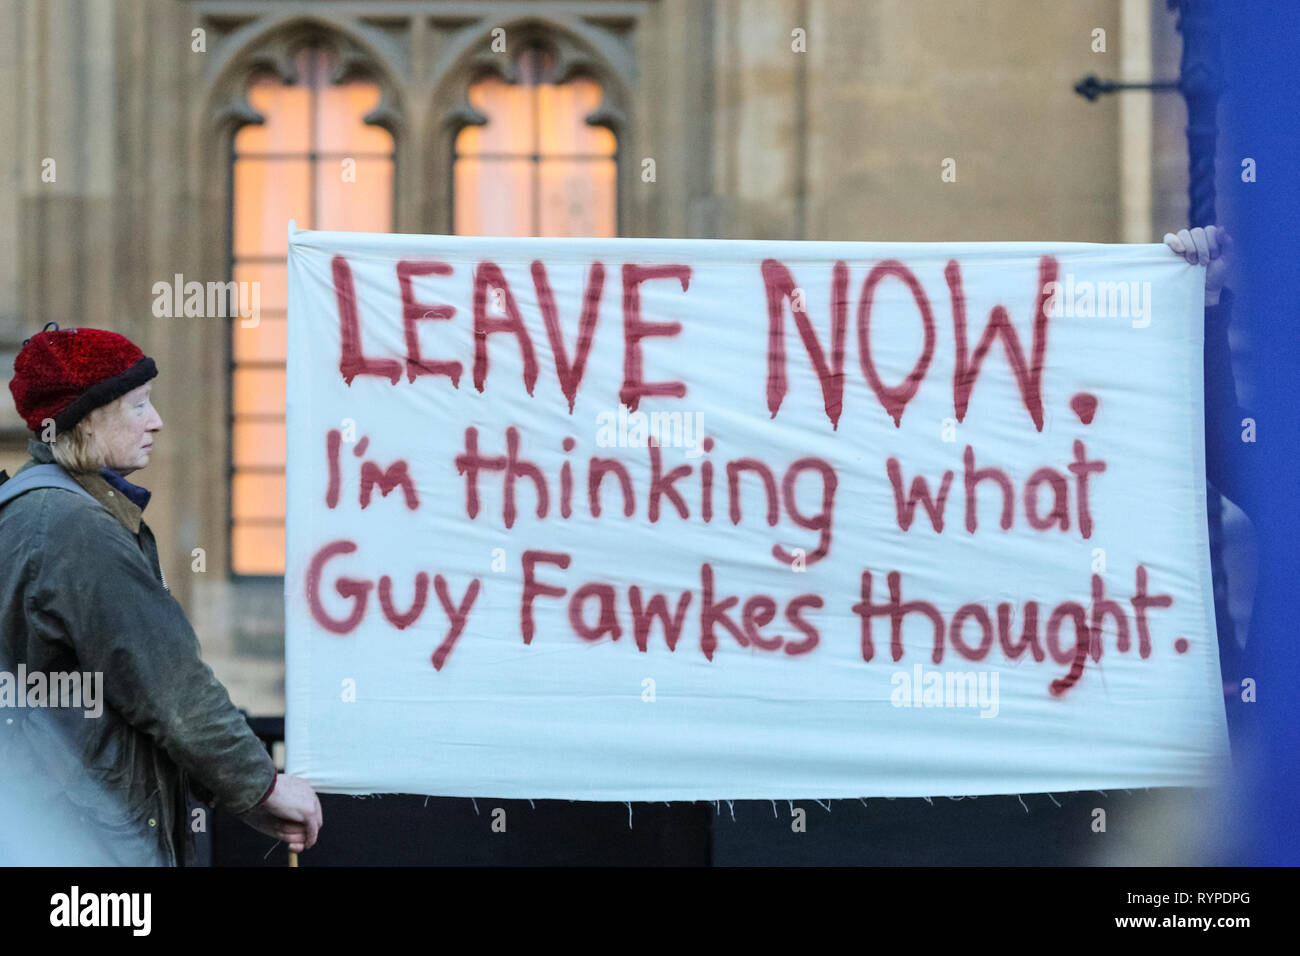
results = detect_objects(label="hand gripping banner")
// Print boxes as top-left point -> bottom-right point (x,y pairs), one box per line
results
285,226 -> 1229,799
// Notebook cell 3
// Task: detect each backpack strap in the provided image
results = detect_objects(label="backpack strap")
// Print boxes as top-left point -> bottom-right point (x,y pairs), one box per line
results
0,463 -> 98,509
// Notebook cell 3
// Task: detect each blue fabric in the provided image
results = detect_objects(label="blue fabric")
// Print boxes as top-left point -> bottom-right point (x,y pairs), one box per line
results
98,466 -> 151,512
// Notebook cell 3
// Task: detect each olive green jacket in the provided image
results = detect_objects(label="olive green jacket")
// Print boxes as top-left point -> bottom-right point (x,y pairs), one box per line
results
0,440 -> 275,865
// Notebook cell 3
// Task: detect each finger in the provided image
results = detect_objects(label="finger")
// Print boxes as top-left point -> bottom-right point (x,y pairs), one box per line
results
1163,232 -> 1184,253
1177,229 -> 1196,264
1205,225 -> 1221,258
304,813 -> 320,849
304,793 -> 321,831
274,804 -> 311,828
291,820 -> 314,851
1191,228 -> 1210,265
272,809 -> 304,827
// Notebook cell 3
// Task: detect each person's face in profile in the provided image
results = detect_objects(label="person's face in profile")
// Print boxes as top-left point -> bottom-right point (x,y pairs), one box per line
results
97,381 -> 163,475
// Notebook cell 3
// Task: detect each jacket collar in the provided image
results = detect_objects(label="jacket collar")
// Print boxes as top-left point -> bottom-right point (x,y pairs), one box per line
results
98,465 -> 152,512
26,439 -> 146,535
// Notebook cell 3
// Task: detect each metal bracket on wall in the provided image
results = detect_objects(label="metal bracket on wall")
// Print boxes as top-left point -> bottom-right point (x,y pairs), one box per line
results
1072,74 -> 1180,101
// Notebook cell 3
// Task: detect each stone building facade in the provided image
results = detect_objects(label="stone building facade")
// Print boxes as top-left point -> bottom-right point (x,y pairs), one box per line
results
0,0 -> 1231,715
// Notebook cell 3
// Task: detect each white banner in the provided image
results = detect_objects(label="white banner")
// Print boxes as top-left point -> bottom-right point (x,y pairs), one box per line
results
285,227 -> 1229,799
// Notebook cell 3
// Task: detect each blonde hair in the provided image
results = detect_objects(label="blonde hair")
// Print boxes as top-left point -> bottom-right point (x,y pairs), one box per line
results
48,398 -> 120,474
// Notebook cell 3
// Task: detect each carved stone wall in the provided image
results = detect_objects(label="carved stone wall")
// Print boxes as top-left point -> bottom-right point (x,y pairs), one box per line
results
1,0 -> 1130,714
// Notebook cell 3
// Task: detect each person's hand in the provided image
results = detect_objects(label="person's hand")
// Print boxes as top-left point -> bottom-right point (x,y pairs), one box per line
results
1163,226 -> 1231,307
237,773 -> 323,853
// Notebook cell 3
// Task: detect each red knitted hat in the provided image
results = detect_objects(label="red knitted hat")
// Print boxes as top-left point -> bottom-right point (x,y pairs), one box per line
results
8,322 -> 158,434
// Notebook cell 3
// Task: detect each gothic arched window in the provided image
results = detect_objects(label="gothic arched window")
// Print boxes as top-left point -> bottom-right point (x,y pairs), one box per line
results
229,45 -> 395,576
453,44 -> 616,237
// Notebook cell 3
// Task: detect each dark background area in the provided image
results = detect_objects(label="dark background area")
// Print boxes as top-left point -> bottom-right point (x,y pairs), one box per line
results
206,778 -> 1170,866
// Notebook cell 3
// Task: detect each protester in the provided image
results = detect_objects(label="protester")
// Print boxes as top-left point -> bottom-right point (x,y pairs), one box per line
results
0,324 -> 322,865
1163,225 -> 1258,746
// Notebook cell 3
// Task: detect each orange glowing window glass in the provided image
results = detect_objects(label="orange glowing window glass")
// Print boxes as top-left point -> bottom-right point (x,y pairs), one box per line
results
230,46 -> 394,575
454,46 -> 617,237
